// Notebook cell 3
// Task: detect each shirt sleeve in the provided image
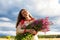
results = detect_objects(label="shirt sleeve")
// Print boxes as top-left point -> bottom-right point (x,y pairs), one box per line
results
16,24 -> 24,34
16,20 -> 25,34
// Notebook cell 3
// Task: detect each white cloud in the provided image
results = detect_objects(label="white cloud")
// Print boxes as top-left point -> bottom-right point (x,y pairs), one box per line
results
48,17 -> 60,32
0,0 -> 23,14
24,0 -> 60,17
50,27 -> 59,32
52,17 -> 60,25
0,22 -> 15,27
0,17 -> 15,27
0,0 -> 60,17
38,31 -> 60,35
0,0 -> 60,36
46,31 -> 60,35
0,31 -> 16,36
0,17 -> 11,21
0,0 -> 23,8
39,0 -> 60,16
12,11 -> 19,16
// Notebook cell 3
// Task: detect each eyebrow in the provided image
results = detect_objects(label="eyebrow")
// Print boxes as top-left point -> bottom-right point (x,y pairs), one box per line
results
22,11 -> 27,13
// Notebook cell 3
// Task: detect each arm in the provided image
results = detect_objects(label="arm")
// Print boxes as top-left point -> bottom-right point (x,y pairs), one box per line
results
16,24 -> 37,35
16,25 -> 24,34
16,20 -> 37,34
16,24 -> 29,34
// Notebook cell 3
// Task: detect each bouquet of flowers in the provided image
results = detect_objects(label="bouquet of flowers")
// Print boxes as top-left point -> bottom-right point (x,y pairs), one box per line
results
25,17 -> 51,32
15,17 -> 53,40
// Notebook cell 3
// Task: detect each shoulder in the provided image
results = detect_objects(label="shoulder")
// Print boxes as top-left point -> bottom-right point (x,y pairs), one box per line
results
31,18 -> 35,20
19,19 -> 25,25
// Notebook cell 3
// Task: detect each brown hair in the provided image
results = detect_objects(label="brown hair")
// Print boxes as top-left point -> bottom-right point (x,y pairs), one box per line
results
16,9 -> 33,28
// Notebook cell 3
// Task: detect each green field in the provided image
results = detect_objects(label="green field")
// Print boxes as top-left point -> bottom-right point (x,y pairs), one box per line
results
0,35 -> 60,40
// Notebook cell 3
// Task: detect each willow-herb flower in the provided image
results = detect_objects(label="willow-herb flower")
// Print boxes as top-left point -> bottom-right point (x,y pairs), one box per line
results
15,17 -> 53,40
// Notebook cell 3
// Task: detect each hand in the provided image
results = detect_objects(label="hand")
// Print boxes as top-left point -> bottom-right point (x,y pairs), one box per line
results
28,29 -> 37,35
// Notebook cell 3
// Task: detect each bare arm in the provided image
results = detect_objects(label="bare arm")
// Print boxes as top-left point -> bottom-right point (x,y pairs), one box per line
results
16,24 -> 37,35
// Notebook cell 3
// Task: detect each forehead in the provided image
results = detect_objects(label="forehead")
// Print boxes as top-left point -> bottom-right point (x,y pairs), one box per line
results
22,10 -> 27,13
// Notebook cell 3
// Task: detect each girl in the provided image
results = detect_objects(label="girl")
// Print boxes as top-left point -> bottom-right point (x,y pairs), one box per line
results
16,9 -> 38,40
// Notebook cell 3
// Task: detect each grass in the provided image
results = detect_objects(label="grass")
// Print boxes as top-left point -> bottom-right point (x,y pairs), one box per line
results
0,38 -> 60,40
0,35 -> 60,40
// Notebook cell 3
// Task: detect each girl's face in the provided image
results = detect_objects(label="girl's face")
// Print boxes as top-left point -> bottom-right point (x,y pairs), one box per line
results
21,10 -> 29,18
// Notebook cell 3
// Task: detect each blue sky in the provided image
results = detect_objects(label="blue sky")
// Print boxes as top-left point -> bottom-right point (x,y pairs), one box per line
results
0,0 -> 60,36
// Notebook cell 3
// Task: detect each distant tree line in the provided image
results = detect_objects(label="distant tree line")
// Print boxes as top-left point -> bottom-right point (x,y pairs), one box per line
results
38,35 -> 60,38
0,35 -> 60,38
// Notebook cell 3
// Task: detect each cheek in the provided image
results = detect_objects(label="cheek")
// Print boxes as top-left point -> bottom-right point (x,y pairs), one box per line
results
22,14 -> 25,17
22,14 -> 27,17
22,13 -> 29,17
24,13 -> 27,16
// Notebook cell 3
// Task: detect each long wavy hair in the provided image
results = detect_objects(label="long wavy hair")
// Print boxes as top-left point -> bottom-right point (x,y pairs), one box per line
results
16,9 -> 33,28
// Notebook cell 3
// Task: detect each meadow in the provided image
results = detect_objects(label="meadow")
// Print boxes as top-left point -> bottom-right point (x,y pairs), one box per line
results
0,35 -> 60,40
0,38 -> 60,40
